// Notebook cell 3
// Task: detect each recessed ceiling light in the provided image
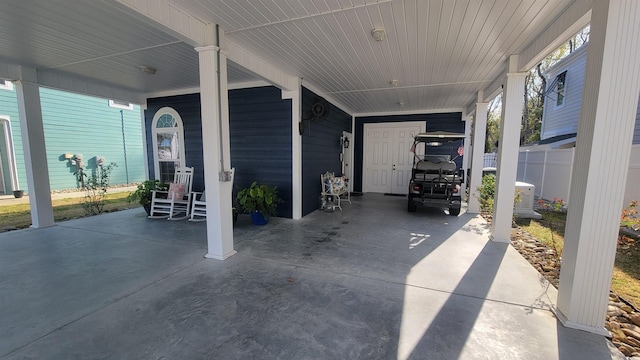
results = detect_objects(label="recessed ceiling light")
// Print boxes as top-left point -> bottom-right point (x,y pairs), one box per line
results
390,80 -> 399,87
371,28 -> 386,41
139,65 -> 156,75
397,101 -> 405,107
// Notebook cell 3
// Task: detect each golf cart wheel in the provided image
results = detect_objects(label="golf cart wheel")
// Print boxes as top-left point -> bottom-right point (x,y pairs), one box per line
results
449,207 -> 460,216
408,195 -> 417,212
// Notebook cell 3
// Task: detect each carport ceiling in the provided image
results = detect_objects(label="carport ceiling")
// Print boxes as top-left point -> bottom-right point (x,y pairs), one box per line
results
0,0 -> 577,114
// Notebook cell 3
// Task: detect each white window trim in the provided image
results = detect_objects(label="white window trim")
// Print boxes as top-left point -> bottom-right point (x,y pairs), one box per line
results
109,99 -> 134,110
0,80 -> 14,91
1,116 -> 20,192
151,107 -> 186,181
554,71 -> 567,110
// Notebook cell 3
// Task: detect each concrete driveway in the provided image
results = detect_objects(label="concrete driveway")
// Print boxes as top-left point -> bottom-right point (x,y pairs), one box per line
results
0,194 -> 623,359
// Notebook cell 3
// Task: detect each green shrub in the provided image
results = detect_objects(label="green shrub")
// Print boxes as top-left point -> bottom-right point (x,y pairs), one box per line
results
476,174 -> 496,214
236,181 -> 282,218
76,162 -> 117,215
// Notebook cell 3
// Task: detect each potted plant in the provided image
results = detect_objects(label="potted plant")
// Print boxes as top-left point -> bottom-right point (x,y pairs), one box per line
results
127,179 -> 168,216
236,181 -> 282,225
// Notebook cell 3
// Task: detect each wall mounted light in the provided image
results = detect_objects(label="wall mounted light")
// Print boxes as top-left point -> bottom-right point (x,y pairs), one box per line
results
341,135 -> 350,149
397,101 -> 405,107
371,28 -> 386,41
390,80 -> 399,87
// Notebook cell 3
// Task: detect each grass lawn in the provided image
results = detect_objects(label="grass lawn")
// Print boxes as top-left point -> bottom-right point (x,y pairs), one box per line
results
517,211 -> 640,308
0,192 -> 139,231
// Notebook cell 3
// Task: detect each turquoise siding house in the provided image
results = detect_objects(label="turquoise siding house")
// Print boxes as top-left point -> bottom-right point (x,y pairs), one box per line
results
0,83 -> 145,195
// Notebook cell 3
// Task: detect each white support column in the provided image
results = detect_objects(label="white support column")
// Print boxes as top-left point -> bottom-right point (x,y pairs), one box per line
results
14,78 -> 54,228
197,27 -> 236,260
491,57 -> 526,243
556,0 -> 640,335
468,93 -> 488,214
140,103 -> 150,179
461,116 -> 472,199
282,78 -> 302,219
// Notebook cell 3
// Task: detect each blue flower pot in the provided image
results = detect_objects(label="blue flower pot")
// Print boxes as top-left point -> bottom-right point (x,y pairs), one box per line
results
250,211 -> 268,225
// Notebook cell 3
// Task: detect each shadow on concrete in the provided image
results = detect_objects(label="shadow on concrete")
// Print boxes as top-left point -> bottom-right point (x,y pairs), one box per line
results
406,241 -> 508,359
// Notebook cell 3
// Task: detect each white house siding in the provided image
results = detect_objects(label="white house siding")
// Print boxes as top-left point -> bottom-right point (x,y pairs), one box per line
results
540,45 -> 588,140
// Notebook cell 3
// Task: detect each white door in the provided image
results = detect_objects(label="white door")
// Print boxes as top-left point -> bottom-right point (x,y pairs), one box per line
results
364,122 -> 425,194
365,127 -> 393,193
391,126 -> 421,194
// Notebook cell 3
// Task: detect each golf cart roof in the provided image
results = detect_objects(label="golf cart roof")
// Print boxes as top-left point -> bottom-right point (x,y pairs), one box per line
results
414,131 -> 465,143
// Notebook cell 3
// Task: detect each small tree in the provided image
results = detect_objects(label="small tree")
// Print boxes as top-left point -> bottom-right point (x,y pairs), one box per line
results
76,162 -> 117,215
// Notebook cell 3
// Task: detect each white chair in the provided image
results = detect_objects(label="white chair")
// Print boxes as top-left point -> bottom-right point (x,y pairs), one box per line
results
149,167 -> 194,220
189,190 -> 207,222
189,168 -> 235,222
320,171 -> 351,211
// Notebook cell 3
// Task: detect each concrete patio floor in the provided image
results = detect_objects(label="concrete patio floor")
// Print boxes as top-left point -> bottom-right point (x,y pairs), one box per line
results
0,194 -> 623,359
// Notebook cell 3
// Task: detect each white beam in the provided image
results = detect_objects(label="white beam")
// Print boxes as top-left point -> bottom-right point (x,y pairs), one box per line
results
301,80 -> 353,115
468,95 -> 488,214
465,74 -> 504,117
556,0 -> 640,335
144,86 -> 200,100
228,80 -> 271,90
198,36 -> 236,260
226,41 -> 297,91
14,74 -> 55,228
282,78 -> 303,219
519,2 -> 592,72
0,62 -> 143,105
117,0 -> 298,92
491,56 -> 526,242
353,108 -> 464,118
115,0 -> 209,47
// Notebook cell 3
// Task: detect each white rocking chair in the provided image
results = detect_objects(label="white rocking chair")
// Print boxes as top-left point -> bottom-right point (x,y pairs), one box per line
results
189,168 -> 234,222
149,167 -> 194,220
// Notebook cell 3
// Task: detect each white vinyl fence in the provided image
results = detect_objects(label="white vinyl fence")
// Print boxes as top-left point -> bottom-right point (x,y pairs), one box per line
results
483,153 -> 497,168
503,145 -> 640,207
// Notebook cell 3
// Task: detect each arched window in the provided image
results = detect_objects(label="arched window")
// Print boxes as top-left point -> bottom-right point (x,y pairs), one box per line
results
151,107 -> 185,183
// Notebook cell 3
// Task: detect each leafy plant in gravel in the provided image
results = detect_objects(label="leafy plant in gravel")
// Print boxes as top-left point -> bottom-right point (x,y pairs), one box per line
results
621,200 -> 640,231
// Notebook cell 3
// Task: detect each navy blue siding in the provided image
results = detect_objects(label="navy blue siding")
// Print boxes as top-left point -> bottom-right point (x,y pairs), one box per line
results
145,87 -> 293,218
301,87 -> 352,216
145,93 -> 205,191
229,86 -> 293,218
353,113 -> 464,192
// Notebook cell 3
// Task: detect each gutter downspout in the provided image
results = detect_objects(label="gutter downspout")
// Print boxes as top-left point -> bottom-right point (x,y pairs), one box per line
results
1,118 -> 20,191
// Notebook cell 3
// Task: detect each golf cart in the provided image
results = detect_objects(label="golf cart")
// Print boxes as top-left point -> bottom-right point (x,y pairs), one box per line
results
407,131 -> 465,216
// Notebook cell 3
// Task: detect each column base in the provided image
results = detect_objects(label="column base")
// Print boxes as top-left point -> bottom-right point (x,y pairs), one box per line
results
553,306 -> 611,337
30,223 -> 56,229
204,250 -> 237,260
489,233 -> 511,243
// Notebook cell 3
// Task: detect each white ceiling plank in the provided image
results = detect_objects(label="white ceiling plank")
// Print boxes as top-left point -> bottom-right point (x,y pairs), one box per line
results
0,0 -> 593,115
